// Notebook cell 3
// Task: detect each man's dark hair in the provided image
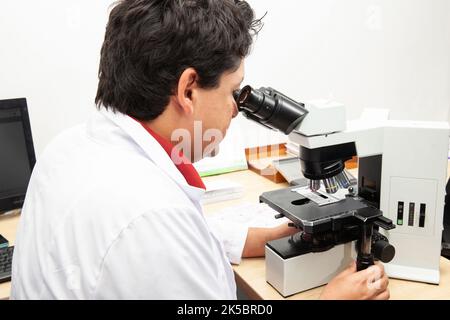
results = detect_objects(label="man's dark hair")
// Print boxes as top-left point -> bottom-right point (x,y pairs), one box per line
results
95,0 -> 261,121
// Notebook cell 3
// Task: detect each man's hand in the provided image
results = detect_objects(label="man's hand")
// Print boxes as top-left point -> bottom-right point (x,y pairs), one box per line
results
242,223 -> 299,258
319,261 -> 390,300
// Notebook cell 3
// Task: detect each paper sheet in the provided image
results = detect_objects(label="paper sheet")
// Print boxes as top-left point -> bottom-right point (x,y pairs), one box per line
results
207,202 -> 289,228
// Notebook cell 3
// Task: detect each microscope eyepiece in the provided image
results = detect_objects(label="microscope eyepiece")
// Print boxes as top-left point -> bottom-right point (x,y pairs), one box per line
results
233,90 -> 241,103
234,85 -> 308,135
237,86 -> 254,106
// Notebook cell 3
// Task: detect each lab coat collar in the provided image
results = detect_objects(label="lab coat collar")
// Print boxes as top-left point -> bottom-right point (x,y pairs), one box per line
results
138,120 -> 206,190
98,108 -> 206,205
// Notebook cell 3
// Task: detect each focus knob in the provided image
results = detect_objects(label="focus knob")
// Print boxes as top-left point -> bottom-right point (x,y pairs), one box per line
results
373,240 -> 395,263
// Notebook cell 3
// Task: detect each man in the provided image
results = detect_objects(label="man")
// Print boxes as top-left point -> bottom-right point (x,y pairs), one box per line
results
11,0 -> 389,299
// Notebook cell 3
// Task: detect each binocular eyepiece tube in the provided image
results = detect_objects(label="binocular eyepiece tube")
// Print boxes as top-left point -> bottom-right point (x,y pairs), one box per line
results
234,85 -> 308,135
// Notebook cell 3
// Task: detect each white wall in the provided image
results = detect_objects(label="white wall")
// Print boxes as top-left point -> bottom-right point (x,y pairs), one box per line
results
240,0 -> 450,147
1,0 -> 450,154
0,0 -> 113,155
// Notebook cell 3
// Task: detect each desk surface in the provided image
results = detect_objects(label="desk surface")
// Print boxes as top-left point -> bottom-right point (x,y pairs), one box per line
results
1,169 -> 450,300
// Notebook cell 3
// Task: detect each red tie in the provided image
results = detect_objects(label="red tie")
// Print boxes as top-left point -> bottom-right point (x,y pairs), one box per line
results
137,120 -> 206,190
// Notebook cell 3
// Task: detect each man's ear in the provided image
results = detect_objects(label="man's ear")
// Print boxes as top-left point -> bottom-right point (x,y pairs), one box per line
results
175,68 -> 199,115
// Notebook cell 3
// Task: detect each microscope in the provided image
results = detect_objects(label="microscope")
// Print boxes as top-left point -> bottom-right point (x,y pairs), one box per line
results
235,86 -> 449,297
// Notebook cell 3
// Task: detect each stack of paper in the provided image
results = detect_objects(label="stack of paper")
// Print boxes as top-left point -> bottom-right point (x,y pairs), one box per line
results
201,179 -> 245,205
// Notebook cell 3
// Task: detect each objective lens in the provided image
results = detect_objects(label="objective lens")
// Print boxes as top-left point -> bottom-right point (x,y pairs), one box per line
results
323,177 -> 339,194
335,171 -> 351,189
309,180 -> 321,192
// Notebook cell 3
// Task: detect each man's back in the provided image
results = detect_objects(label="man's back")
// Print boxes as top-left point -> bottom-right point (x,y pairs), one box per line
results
11,110 -> 236,299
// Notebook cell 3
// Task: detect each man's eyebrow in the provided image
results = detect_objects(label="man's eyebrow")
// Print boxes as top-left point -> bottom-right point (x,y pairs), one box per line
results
236,77 -> 244,86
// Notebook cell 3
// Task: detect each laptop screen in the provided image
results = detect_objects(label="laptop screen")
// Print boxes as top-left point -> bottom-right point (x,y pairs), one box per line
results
0,98 -> 36,212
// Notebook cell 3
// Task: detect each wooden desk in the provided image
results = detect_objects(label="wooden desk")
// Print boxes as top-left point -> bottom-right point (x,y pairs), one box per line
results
1,169 -> 450,300
202,169 -> 450,300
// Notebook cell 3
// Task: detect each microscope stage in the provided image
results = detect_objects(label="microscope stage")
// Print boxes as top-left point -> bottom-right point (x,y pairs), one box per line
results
260,186 -> 381,234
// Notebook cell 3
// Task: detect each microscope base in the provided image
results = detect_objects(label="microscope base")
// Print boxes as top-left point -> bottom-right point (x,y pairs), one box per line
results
384,264 -> 439,284
265,239 -> 357,297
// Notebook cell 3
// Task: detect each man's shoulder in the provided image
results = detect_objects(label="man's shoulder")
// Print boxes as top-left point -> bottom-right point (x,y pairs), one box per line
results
44,123 -> 85,147
71,161 -> 197,226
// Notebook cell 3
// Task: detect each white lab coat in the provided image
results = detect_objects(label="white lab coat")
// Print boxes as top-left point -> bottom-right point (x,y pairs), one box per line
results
11,108 -> 248,299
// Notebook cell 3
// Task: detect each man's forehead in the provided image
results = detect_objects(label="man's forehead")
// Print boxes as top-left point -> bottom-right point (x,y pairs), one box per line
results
223,69 -> 244,84
232,63 -> 245,81
220,60 -> 244,84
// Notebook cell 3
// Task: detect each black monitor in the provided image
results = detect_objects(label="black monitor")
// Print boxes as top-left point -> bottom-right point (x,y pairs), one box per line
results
0,98 -> 36,214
